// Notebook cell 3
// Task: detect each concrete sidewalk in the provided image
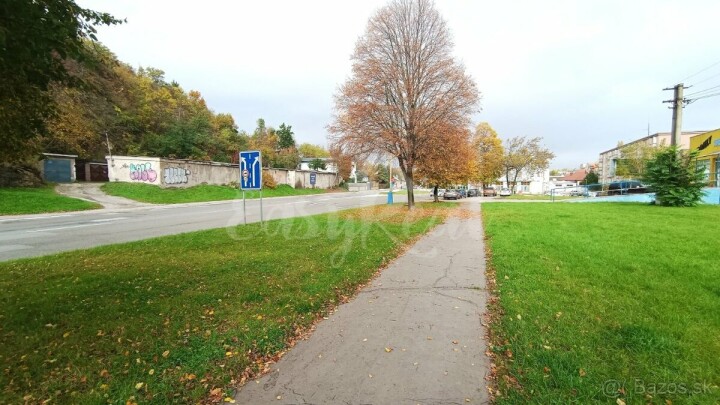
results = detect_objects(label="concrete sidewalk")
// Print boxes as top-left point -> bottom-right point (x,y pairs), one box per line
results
234,202 -> 490,405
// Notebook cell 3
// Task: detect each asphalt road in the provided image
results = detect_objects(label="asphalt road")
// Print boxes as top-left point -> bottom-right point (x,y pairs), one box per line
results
0,190 -> 408,262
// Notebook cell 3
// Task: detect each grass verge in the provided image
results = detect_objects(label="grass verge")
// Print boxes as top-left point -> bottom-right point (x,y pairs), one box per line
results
100,183 -> 328,204
482,202 -> 720,404
0,185 -> 100,215
0,203 -> 456,404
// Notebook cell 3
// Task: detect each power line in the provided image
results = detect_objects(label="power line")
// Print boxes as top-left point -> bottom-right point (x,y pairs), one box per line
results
689,71 -> 720,87
681,59 -> 720,83
685,83 -> 720,97
686,91 -> 720,105
691,91 -> 720,101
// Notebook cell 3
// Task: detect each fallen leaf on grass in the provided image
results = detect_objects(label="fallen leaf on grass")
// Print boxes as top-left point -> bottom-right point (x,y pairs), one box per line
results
135,382 -> 144,390
384,347 -> 393,353
579,368 -> 586,377
162,350 -> 170,358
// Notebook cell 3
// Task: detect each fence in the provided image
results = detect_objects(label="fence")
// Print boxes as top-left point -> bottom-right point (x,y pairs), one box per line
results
550,182 -> 648,202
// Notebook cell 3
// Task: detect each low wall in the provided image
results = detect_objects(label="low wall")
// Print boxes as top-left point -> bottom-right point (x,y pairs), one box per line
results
348,182 -> 371,192
106,155 -> 338,189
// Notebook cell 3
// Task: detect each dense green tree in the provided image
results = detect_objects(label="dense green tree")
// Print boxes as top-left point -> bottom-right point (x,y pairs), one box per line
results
276,123 -> 296,149
309,158 -> 328,171
0,0 -> 122,162
583,170 -> 599,185
298,143 -> 330,158
643,146 -> 706,207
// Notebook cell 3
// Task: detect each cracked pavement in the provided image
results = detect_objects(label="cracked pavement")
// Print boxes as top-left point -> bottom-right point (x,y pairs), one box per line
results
234,202 -> 490,405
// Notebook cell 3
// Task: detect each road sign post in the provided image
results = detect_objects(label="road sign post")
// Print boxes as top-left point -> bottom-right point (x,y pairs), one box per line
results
239,150 -> 263,225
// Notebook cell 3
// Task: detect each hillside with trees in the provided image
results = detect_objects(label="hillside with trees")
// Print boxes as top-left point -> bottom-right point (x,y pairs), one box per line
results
43,42 -> 245,163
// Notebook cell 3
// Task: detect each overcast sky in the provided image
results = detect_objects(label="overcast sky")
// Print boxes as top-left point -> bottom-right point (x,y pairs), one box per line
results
80,0 -> 720,169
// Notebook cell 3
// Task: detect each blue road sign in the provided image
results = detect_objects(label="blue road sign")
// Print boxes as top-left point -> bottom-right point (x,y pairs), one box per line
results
309,171 -> 317,186
239,150 -> 262,190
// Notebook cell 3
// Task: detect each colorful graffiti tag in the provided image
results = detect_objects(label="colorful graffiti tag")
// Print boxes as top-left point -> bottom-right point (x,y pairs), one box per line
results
129,163 -> 157,182
164,167 -> 190,185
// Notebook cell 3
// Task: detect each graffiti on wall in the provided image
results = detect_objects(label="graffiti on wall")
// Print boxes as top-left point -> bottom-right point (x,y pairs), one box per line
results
164,167 -> 190,185
129,163 -> 157,182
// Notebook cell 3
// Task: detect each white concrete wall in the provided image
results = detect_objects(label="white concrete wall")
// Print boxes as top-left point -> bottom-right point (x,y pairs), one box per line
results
107,156 -> 162,184
106,156 -> 339,189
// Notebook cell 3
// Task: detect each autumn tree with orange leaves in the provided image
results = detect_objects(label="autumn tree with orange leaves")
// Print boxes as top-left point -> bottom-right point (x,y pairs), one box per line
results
416,125 -> 476,202
329,0 -> 480,208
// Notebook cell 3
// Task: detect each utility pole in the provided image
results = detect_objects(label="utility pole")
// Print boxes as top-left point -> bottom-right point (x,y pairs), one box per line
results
663,83 -> 687,146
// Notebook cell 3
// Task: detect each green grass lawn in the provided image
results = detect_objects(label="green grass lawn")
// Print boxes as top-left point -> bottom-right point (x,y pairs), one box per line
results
101,183 -> 328,204
0,185 -> 100,215
482,203 -> 720,404
0,203 -> 455,404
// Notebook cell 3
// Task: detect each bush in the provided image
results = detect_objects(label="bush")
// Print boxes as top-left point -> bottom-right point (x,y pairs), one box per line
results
262,172 -> 277,189
0,163 -> 44,187
643,146 -> 706,207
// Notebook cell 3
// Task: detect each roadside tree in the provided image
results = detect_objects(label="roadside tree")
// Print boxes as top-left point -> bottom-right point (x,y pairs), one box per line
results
472,122 -> 504,188
644,146 -> 706,207
309,158 -> 327,171
299,143 -> 330,158
501,136 -> 554,193
416,125 -> 476,202
583,170 -> 599,185
329,0 -> 479,208
616,141 -> 660,179
329,146 -> 353,181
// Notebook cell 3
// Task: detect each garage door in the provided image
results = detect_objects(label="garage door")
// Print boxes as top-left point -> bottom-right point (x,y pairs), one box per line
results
44,159 -> 72,183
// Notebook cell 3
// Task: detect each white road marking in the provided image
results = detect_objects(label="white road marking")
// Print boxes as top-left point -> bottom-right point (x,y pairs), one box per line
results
0,214 -> 74,223
27,223 -> 108,233
90,217 -> 128,223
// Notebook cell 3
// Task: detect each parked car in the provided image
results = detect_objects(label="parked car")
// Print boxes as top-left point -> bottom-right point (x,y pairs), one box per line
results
483,187 -> 497,197
467,188 -> 479,197
499,188 -> 512,197
457,189 -> 467,198
430,188 -> 446,198
608,180 -> 647,195
443,189 -> 460,200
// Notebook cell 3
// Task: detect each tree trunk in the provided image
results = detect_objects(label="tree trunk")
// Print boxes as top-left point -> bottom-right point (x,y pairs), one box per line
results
433,185 -> 439,202
399,160 -> 415,209
505,168 -> 512,193
406,174 -> 415,208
